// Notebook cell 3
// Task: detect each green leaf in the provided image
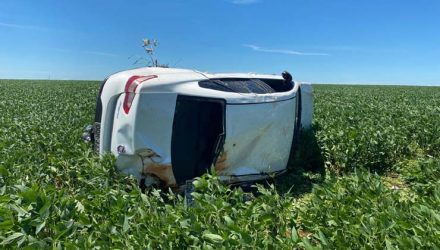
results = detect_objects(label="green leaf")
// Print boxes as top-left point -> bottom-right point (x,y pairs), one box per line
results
123,215 -> 129,233
1,232 -> 24,245
223,215 -> 233,226
291,226 -> 299,242
75,200 -> 85,213
300,237 -> 315,250
35,221 -> 46,234
327,220 -> 338,226
202,233 -> 223,243
317,230 -> 328,246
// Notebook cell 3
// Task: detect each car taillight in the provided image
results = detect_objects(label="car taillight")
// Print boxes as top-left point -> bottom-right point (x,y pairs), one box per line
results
123,75 -> 157,114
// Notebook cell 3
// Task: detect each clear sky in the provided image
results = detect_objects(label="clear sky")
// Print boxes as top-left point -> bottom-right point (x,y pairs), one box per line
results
0,0 -> 439,85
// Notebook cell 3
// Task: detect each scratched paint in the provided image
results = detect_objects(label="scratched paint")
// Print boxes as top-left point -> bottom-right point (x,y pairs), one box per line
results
138,148 -> 177,186
142,163 -> 177,186
214,151 -> 229,173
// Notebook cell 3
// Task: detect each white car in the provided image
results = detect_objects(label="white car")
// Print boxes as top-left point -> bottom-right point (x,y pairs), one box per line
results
85,67 -> 313,188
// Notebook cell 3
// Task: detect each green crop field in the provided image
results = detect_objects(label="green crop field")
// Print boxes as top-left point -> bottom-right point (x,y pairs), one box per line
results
1,80 -> 439,248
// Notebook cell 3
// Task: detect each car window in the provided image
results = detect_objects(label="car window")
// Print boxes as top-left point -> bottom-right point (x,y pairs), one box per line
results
199,78 -> 292,94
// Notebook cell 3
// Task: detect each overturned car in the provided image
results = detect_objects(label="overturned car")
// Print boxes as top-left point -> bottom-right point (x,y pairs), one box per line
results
85,67 -> 313,187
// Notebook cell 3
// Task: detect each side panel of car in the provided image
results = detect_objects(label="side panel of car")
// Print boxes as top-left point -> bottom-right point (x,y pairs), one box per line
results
214,98 -> 296,177
111,92 -> 178,185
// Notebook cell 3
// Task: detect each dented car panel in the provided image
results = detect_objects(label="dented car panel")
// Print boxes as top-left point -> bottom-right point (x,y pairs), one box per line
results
92,67 -> 313,187
111,92 -> 177,184
217,100 -> 296,176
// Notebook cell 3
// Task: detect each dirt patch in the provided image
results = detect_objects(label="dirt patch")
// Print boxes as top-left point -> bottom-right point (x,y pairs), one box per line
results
214,151 -> 228,173
143,163 -> 177,187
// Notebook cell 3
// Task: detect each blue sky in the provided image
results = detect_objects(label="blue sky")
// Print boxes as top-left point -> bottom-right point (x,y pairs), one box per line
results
0,0 -> 439,85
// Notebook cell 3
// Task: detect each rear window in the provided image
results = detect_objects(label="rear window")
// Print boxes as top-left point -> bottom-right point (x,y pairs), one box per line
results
199,78 -> 293,94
